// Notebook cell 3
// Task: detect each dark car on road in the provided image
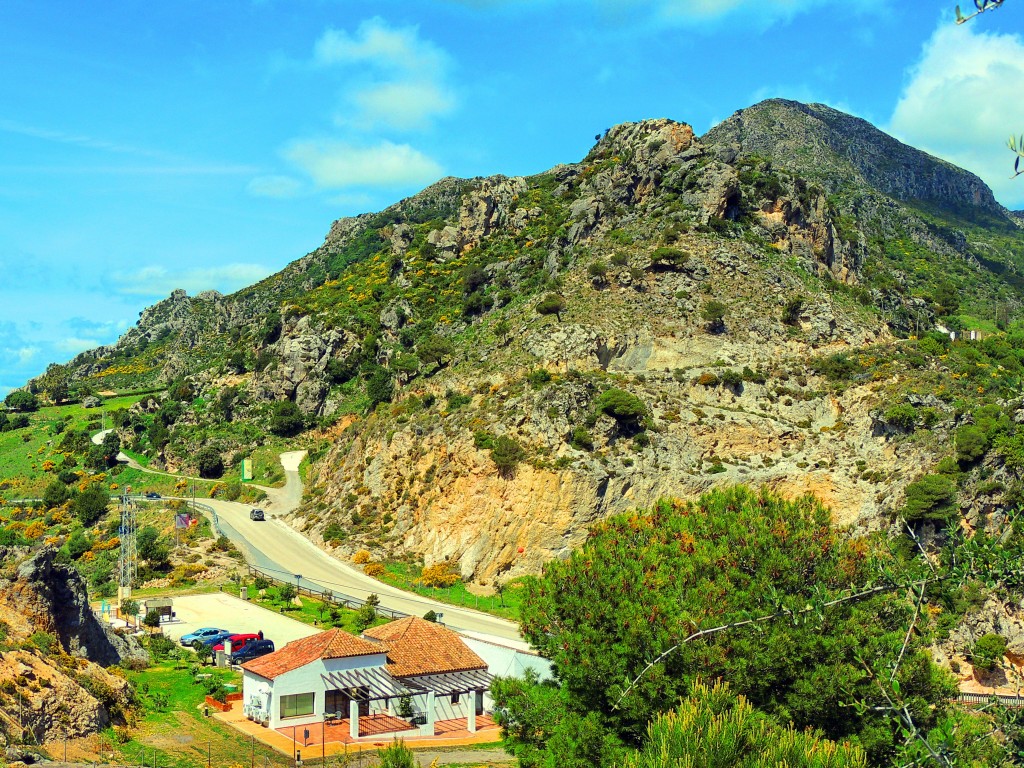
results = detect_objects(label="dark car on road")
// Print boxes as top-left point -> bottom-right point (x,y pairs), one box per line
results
145,491 -> 161,499
249,508 -> 265,521
230,639 -> 274,665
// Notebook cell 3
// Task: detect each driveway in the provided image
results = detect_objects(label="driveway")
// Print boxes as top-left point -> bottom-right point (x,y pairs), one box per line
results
159,592 -> 318,646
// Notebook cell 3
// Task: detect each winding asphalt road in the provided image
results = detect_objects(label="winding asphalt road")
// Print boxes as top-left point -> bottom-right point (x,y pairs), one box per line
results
95,432 -> 523,642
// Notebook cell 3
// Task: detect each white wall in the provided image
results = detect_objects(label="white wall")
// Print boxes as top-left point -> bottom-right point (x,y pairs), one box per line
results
243,652 -> 388,730
461,635 -> 553,682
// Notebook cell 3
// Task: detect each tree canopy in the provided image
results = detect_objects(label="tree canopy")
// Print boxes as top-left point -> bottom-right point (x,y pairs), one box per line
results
499,487 -> 955,766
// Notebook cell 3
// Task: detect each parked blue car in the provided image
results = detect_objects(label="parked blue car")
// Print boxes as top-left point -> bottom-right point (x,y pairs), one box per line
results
180,627 -> 230,646
230,639 -> 275,665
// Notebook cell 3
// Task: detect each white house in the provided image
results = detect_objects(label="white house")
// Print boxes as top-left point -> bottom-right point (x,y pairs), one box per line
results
241,617 -> 494,739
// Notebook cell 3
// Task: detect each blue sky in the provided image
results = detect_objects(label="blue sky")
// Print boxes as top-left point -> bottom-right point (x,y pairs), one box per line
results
2,0 -> 1023,395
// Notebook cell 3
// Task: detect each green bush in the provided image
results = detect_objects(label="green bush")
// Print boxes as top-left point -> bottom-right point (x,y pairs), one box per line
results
377,740 -> 416,768
195,446 -> 224,479
269,400 -> 305,437
720,369 -> 744,389
902,474 -> 958,523
73,485 -> 110,526
621,680 -> 866,768
812,352 -> 858,381
782,295 -> 805,325
702,300 -> 727,331
883,404 -> 918,431
491,436 -> 526,476
955,425 -> 990,465
973,633 -> 1008,672
651,247 -> 689,269
366,368 -> 395,409
528,369 -> 552,387
536,293 -> 566,321
570,427 -> 594,451
594,389 -> 647,422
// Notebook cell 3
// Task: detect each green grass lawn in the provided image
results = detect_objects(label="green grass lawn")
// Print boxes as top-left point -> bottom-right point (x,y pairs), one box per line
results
99,657 -> 276,768
372,562 -> 528,622
0,395 -> 147,499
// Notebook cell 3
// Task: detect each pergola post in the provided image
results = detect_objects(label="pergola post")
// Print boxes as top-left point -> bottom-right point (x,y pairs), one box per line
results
349,699 -> 359,740
426,691 -> 436,736
467,692 -> 476,733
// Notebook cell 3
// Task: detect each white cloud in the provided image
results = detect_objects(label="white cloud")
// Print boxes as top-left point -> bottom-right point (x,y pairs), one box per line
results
314,18 -> 448,74
347,81 -> 456,132
284,139 -> 443,189
111,264 -> 274,297
247,175 -> 303,198
312,18 -> 456,132
889,23 -> 1024,208
55,337 -> 100,354
2,346 -> 39,364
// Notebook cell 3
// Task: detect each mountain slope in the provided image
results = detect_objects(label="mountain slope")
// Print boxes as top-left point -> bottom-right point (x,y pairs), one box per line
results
18,99 -> 1024,589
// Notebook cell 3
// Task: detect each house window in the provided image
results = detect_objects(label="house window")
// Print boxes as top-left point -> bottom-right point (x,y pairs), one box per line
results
280,692 -> 315,719
451,693 -> 460,705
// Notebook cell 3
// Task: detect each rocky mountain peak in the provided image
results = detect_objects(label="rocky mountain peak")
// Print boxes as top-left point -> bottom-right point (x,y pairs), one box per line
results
704,98 -> 1000,212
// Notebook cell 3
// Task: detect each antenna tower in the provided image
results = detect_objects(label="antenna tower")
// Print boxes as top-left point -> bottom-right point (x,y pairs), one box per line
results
118,491 -> 138,596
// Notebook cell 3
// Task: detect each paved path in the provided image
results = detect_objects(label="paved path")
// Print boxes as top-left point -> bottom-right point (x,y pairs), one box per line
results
205,496 -> 522,641
96,429 -> 522,643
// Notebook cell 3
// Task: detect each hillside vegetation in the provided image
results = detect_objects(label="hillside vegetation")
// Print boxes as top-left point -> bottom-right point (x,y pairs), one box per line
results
10,97 -> 1024,645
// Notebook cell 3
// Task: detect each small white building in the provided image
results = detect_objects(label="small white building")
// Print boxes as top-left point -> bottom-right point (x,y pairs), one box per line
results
241,617 -> 494,739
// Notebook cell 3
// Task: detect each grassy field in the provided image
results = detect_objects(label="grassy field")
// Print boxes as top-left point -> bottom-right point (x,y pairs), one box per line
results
372,563 -> 528,622
0,395 -> 147,499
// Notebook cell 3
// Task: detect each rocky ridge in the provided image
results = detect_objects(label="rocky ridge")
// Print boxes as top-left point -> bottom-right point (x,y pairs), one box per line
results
0,548 -> 144,744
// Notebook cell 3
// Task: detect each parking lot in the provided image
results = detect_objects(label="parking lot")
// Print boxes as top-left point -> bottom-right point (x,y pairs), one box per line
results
157,592 -> 319,648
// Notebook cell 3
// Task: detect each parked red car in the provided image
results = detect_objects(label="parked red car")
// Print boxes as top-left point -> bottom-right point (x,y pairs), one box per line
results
212,633 -> 260,653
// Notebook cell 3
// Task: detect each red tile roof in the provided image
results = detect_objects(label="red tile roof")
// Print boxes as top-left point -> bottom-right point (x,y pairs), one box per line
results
242,629 -> 383,680
362,617 -> 487,678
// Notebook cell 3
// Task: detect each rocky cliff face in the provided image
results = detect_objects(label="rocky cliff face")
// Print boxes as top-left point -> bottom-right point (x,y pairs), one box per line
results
0,548 -> 142,744
2,548 -> 146,667
704,99 -> 1000,210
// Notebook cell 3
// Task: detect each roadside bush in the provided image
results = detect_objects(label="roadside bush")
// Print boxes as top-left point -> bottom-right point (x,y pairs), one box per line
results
352,550 -> 372,565
363,563 -> 386,578
419,563 -> 460,588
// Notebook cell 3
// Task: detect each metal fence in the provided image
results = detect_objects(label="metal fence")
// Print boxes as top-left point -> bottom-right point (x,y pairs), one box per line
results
958,691 -> 1024,708
245,565 -> 410,621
